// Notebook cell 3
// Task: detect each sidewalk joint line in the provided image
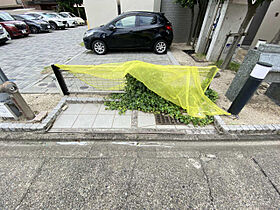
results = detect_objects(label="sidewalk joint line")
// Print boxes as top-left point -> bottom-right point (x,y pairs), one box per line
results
252,158 -> 280,196
15,158 -> 48,210
200,155 -> 215,209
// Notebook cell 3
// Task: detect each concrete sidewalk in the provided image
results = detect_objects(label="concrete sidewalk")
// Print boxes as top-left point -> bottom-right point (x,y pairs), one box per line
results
0,141 -> 280,209
50,103 -> 215,134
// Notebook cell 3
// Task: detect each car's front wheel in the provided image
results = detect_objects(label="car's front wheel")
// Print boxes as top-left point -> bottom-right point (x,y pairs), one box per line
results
92,40 -> 107,55
154,40 -> 167,54
30,26 -> 39,34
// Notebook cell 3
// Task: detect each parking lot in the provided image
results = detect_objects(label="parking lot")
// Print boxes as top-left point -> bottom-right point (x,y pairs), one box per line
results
0,26 -> 87,90
0,25 -> 176,94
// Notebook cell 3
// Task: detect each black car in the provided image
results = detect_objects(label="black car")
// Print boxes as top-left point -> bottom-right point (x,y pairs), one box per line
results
83,11 -> 173,55
12,14 -> 51,33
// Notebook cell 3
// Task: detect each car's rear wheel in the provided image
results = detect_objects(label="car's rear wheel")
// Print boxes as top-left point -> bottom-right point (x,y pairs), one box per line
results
30,26 -> 39,34
50,22 -> 57,30
92,40 -> 107,55
154,40 -> 167,54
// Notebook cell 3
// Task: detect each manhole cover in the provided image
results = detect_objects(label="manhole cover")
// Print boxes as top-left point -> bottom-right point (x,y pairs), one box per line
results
155,114 -> 185,125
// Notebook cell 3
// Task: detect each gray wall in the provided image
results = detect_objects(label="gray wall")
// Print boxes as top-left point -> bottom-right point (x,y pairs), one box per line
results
251,0 -> 280,47
242,1 -> 271,46
160,0 -> 198,43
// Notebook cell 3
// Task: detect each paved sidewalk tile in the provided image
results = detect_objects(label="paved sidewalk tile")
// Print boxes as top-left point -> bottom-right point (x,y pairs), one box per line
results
92,115 -> 114,128
63,104 -> 84,115
138,113 -> 156,128
138,111 -> 153,116
112,115 -> 131,129
80,104 -> 101,115
52,115 -> 78,129
175,125 -> 190,130
156,125 -> 176,129
98,104 -> 116,115
72,115 -> 96,129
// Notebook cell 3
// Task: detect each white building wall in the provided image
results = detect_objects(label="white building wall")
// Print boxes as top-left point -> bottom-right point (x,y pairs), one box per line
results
120,0 -> 156,12
206,0 -> 247,61
195,0 -> 218,54
153,0 -> 162,12
84,0 -> 118,28
84,0 -> 161,28
251,0 -> 280,47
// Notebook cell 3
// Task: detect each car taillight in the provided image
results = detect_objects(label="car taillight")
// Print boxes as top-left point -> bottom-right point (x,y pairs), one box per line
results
166,25 -> 172,31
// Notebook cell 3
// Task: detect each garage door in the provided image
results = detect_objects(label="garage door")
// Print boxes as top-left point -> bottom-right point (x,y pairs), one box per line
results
160,0 -> 196,43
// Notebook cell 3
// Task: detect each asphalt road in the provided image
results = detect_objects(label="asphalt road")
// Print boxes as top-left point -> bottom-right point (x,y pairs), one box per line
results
0,140 -> 280,209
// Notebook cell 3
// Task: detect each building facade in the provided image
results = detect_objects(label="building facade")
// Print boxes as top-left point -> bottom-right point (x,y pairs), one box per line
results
0,0 -> 57,10
247,0 -> 280,47
23,0 -> 57,10
0,0 -> 23,9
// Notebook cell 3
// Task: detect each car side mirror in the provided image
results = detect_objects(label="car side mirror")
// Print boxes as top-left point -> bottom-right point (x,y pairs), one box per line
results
109,25 -> 116,31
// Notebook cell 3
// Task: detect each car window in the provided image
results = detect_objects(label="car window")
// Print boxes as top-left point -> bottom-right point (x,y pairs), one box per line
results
0,13 -> 14,21
21,15 -> 36,20
139,16 -> 157,26
16,16 -> 24,20
59,13 -> 66,18
28,14 -> 39,18
115,16 -> 136,28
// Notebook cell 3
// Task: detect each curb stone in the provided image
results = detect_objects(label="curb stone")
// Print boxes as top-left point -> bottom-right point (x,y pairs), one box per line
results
214,115 -> 280,135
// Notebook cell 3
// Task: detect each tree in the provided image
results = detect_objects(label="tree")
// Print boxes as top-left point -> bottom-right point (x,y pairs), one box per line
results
221,0 -> 272,70
57,0 -> 83,16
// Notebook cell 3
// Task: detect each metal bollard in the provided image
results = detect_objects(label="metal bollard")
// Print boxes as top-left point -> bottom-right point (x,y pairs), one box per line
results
0,81 -> 35,120
228,62 -> 272,115
51,65 -> 70,96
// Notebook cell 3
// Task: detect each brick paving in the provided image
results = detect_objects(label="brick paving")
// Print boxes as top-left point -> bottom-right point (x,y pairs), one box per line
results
0,26 -> 87,90
27,49 -> 175,94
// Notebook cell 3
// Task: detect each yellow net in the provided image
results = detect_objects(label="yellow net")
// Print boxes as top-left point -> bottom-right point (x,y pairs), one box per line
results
55,60 -> 229,118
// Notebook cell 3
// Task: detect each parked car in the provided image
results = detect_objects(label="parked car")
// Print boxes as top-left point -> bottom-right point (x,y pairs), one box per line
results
59,12 -> 85,25
83,11 -> 173,55
25,12 -> 66,30
12,14 -> 51,33
48,13 -> 77,28
0,24 -> 10,44
0,12 -> 30,38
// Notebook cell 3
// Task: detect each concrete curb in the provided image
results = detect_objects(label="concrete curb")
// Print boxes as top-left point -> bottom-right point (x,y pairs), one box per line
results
0,130 -> 279,142
0,97 -> 111,133
0,97 -> 67,132
214,115 -> 280,135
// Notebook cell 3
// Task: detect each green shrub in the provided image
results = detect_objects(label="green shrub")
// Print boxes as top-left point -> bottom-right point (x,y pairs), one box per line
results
105,74 -> 219,126
213,60 -> 240,72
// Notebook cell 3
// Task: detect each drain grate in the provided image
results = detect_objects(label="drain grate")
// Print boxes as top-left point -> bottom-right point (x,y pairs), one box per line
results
155,114 -> 185,125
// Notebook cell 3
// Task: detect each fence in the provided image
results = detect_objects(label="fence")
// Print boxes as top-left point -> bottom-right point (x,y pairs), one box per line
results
51,65 -> 125,95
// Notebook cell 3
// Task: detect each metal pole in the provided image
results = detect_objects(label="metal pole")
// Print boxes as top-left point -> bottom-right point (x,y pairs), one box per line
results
0,68 -> 8,82
0,81 -> 35,120
51,65 -> 70,96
